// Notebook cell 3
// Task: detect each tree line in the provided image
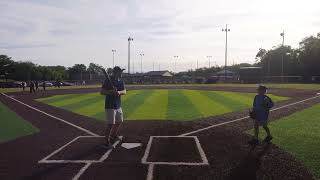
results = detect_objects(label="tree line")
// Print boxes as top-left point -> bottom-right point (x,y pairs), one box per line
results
255,32 -> 320,79
0,55 -> 105,82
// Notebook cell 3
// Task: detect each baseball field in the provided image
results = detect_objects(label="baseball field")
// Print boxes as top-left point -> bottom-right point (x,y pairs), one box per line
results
0,84 -> 320,180
36,89 -> 288,121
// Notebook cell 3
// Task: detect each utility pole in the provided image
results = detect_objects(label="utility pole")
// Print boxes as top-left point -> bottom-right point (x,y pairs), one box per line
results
112,49 -> 116,67
128,36 -> 133,74
140,53 -> 144,73
280,30 -> 285,82
222,24 -> 230,80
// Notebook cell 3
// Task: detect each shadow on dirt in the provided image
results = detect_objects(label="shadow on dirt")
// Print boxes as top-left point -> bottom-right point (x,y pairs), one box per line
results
228,143 -> 271,180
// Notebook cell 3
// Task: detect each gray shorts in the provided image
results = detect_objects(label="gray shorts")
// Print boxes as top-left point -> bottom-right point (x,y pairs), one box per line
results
106,108 -> 124,124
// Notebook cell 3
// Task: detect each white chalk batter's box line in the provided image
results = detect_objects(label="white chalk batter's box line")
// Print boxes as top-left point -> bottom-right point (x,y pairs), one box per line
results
141,136 -> 209,166
38,136 -> 122,164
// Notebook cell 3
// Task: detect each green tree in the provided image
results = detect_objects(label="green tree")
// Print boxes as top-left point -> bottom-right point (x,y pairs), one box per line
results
67,64 -> 87,80
0,55 -> 14,81
87,63 -> 103,80
256,45 -> 297,76
299,33 -> 320,78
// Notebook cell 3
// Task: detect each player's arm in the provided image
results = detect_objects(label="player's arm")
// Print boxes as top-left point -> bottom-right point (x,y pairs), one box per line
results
118,89 -> 126,95
117,81 -> 126,95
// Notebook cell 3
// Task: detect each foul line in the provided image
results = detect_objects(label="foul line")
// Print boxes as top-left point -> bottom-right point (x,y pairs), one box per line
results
72,162 -> 92,180
146,164 -> 154,180
145,94 -> 320,180
1,93 -> 99,137
180,95 -> 320,136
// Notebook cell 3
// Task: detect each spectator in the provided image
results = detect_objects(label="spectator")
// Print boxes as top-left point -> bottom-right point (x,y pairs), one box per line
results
42,81 -> 46,91
21,82 -> 25,91
35,81 -> 39,91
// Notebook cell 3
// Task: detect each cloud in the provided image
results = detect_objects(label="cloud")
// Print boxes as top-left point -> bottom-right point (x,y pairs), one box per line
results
0,43 -> 55,49
0,0 -> 319,71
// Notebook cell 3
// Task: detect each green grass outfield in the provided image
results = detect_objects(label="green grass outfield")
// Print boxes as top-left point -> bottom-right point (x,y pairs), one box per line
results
0,101 -> 39,143
37,89 -> 288,121
248,103 -> 320,179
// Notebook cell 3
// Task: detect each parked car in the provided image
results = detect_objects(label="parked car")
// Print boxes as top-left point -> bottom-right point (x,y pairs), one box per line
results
0,81 -> 22,88
205,76 -> 219,84
61,82 -> 74,86
40,81 -> 53,87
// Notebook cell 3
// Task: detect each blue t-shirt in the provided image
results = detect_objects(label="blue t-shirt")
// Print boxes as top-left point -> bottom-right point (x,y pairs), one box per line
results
102,78 -> 125,109
253,95 -> 274,122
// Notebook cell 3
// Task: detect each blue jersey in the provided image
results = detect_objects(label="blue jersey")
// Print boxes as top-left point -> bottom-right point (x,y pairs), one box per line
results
102,78 -> 125,109
253,95 -> 274,122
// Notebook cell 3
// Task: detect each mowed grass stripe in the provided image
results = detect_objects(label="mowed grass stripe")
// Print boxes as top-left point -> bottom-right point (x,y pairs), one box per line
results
46,93 -> 98,107
229,91 -> 289,102
37,94 -> 81,104
127,90 -> 168,120
268,94 -> 289,101
60,93 -> 103,111
93,90 -> 154,121
203,91 -> 251,110
166,90 -> 201,120
80,90 -> 140,119
183,90 -> 231,118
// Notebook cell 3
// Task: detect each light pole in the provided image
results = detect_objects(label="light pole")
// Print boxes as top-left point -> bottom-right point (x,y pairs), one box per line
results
133,60 -> 135,73
222,24 -> 230,80
197,60 -> 199,69
173,56 -> 179,72
112,49 -> 116,67
140,53 -> 144,73
206,56 -> 212,68
280,30 -> 285,82
128,36 -> 133,74
153,61 -> 155,71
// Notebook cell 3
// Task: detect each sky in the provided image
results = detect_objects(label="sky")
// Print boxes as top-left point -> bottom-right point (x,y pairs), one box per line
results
0,0 -> 319,73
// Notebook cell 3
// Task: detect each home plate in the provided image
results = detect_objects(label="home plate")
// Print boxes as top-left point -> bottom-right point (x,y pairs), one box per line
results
121,143 -> 142,149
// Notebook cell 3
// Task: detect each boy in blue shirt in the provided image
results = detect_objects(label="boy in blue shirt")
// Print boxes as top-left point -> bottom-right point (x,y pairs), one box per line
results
100,66 -> 126,147
248,85 -> 274,145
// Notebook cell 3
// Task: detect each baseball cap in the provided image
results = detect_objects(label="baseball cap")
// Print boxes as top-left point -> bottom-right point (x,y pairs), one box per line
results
257,84 -> 268,90
113,66 -> 125,73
